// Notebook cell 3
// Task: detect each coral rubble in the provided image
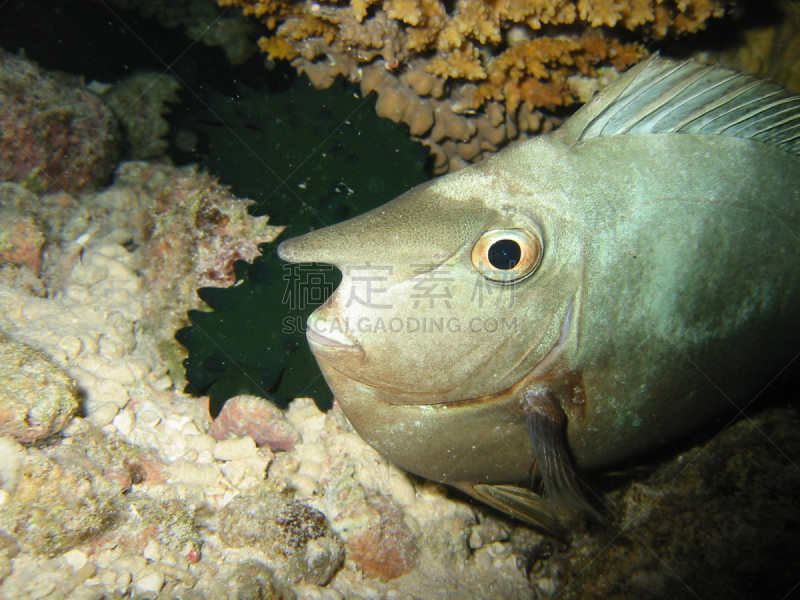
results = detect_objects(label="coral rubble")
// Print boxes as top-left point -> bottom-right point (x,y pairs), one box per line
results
220,0 -> 729,173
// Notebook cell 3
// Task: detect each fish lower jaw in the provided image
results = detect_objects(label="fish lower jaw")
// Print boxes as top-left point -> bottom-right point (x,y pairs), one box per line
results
306,319 -> 360,349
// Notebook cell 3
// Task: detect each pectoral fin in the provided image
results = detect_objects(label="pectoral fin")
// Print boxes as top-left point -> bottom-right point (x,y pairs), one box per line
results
523,384 -> 602,522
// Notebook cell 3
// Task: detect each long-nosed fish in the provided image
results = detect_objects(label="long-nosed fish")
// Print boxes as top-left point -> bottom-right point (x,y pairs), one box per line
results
278,55 -> 800,534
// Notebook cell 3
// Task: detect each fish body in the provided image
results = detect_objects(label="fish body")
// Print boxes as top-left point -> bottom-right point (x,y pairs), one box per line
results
278,56 -> 800,531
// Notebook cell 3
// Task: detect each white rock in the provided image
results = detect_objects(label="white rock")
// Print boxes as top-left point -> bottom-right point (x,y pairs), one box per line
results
62,549 -> 89,570
168,459 -> 222,486
98,336 -> 124,360
92,377 -> 130,407
185,433 -> 216,454
112,408 -> 135,436
27,580 -> 57,600
59,335 -> 83,359
221,456 -> 269,490
137,409 -> 162,429
143,540 -> 162,562
164,414 -> 192,432
88,402 -> 119,428
213,436 -> 257,461
110,554 -> 146,575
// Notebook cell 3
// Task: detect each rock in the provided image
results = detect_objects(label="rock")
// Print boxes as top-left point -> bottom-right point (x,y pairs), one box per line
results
213,435 -> 257,461
228,560 -> 296,600
215,486 -> 344,586
0,51 -> 120,194
559,408 -> 800,600
133,565 -> 165,595
0,448 -> 119,555
327,483 -> 418,581
0,435 -> 26,490
0,331 -> 79,444
210,395 -> 300,451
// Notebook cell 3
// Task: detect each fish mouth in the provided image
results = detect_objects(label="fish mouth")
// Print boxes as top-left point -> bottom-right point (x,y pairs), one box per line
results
307,327 -> 357,348
311,296 -> 578,404
306,313 -> 361,350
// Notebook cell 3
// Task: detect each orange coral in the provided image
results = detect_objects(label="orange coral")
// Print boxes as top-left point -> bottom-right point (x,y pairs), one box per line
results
220,0 -> 731,172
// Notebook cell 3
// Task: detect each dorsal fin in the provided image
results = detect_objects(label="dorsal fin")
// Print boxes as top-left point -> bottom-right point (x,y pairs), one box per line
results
559,54 -> 800,158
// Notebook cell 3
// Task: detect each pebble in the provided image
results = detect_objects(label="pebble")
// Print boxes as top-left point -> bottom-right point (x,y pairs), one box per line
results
134,566 -> 165,594
143,540 -> 162,562
213,436 -> 257,461
92,378 -> 129,407
88,402 -> 119,428
112,408 -> 135,436
63,549 -> 89,570
27,580 -> 57,600
0,435 -> 26,490
59,335 -> 83,359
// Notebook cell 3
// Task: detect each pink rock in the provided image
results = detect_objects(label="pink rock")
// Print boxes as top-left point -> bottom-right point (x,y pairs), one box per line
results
339,494 -> 419,581
210,395 -> 299,451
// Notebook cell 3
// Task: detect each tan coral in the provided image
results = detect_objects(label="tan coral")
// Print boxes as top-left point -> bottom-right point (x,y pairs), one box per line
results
222,0 -> 731,172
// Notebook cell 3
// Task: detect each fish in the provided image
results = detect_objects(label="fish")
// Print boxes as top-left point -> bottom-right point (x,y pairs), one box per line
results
278,55 -> 800,534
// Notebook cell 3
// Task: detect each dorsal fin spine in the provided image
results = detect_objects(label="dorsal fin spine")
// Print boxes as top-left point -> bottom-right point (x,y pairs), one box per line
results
618,64 -> 716,134
570,54 -> 800,159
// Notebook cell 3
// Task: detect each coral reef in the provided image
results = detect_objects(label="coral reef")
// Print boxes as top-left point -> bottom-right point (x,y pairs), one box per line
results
99,72 -> 182,160
220,0 -> 730,173
104,0 -> 259,64
697,0 -> 800,93
0,51 -> 120,194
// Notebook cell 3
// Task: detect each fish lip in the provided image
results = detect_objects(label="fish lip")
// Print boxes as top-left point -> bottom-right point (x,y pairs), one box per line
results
306,327 -> 359,349
306,313 -> 362,351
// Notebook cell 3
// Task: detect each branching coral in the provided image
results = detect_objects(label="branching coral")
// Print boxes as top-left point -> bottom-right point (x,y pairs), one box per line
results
219,0 -> 729,173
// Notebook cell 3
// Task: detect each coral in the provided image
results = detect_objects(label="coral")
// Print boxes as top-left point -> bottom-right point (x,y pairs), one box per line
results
220,0 -> 729,173
0,51 -> 120,194
105,0 -> 259,64
99,72 -> 182,160
0,74 -> 532,594
697,0 -> 800,94
0,331 -> 79,444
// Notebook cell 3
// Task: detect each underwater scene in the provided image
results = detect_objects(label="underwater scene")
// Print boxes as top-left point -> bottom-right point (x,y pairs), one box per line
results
0,0 -> 799,598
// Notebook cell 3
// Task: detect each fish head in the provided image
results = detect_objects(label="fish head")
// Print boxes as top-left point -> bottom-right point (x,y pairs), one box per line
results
278,140 -> 585,406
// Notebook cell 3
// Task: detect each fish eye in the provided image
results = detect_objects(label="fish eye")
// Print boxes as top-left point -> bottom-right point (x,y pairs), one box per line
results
471,228 -> 542,282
